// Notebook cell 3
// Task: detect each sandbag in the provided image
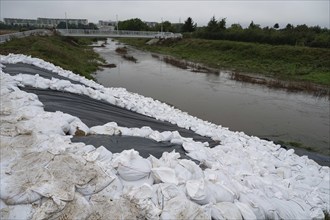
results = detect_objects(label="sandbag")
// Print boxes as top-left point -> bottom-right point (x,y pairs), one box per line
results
0,204 -> 35,220
125,184 -> 161,219
117,158 -> 152,181
211,202 -> 242,220
160,196 -> 210,220
151,183 -> 186,209
234,200 -> 257,220
175,159 -> 203,182
152,167 -> 178,185
185,179 -> 215,205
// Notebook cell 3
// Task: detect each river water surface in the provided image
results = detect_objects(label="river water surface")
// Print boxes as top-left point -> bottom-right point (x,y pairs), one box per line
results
93,39 -> 329,157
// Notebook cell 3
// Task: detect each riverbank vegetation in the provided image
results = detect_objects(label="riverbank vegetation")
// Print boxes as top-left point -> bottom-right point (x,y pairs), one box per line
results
114,16 -> 330,48
0,35 -> 105,79
192,16 -> 329,48
118,38 -> 330,88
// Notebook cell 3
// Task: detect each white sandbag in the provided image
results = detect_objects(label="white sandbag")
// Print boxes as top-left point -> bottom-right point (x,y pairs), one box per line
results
82,150 -> 100,162
211,202 -> 242,220
31,198 -> 67,220
125,184 -> 162,219
90,177 -> 123,201
119,174 -> 154,187
310,207 -> 325,220
76,162 -> 116,195
152,167 -> 178,185
149,151 -> 180,168
239,192 -> 278,220
174,163 -> 193,184
160,196 -> 210,220
133,126 -> 153,137
0,199 -> 7,210
0,152 -> 54,205
94,146 -> 113,163
68,118 -> 89,136
185,179 -> 216,205
182,142 -> 205,152
160,131 -> 174,142
148,130 -> 163,142
0,204 -> 35,220
33,192 -> 91,220
89,122 -> 120,135
204,169 -> 240,196
186,150 -> 209,163
207,181 -> 237,203
151,183 -> 186,209
89,197 -> 141,219
234,200 -> 257,220
34,154 -> 98,201
117,158 -> 152,181
65,142 -> 96,156
178,159 -> 203,179
111,149 -> 142,168
270,197 -> 311,219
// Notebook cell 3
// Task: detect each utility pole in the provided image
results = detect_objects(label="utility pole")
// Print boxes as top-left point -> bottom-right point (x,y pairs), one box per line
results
65,12 -> 68,33
161,17 -> 163,37
116,14 -> 119,35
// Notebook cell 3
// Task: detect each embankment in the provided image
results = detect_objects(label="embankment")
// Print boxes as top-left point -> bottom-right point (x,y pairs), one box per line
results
0,35 -> 105,79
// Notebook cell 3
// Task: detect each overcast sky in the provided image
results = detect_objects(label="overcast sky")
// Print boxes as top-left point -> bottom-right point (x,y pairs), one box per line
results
1,0 -> 329,28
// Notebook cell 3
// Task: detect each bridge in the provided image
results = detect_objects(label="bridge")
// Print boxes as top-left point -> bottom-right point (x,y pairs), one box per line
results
0,29 -> 52,43
0,29 -> 182,44
56,29 -> 182,39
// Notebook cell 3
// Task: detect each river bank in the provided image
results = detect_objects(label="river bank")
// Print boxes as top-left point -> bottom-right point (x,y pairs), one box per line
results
117,38 -> 330,92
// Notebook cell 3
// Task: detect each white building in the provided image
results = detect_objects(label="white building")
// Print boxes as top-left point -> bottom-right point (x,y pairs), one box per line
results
98,20 -> 117,30
3,17 -> 88,27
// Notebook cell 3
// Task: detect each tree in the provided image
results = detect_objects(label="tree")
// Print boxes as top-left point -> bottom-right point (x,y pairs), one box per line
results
218,18 -> 226,30
285,23 -> 294,30
207,16 -> 218,32
229,23 -> 242,31
181,17 -> 196,32
273,23 -> 279,29
248,21 -> 260,29
118,18 -> 149,31
162,21 -> 174,32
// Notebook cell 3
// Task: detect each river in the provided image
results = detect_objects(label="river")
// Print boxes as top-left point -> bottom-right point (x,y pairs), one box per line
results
93,39 -> 329,157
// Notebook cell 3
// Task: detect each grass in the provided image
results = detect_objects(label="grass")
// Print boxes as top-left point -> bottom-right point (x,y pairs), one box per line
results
117,38 -> 330,87
0,34 -> 106,79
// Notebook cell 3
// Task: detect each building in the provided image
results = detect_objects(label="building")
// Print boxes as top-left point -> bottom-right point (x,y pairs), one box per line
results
4,18 -> 38,26
3,17 -> 88,28
145,21 -> 158,28
98,20 -> 117,30
38,18 -> 88,27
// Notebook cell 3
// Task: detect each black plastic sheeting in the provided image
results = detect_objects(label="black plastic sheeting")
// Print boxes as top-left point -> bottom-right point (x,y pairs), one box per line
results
72,135 -> 192,159
4,63 -> 329,166
21,87 -> 219,147
3,63 -> 83,85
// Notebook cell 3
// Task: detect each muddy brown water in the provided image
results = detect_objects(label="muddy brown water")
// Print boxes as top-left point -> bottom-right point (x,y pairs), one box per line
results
93,39 -> 330,159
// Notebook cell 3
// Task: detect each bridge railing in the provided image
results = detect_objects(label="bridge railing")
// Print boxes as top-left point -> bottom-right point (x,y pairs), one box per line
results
56,29 -> 182,39
0,29 -> 52,44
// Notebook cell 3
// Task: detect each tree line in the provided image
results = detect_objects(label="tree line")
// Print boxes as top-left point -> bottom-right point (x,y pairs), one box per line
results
193,16 -> 330,48
113,17 -> 330,48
